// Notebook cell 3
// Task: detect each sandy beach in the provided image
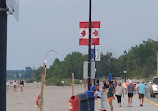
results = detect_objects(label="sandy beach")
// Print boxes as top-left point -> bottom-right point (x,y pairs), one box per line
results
7,82 -> 158,111
7,83 -> 85,111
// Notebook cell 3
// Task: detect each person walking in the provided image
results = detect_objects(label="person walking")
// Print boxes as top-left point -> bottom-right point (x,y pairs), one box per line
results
107,81 -> 115,111
102,80 -> 109,91
6,81 -> 10,94
13,80 -> 17,93
96,80 -> 100,91
127,80 -> 135,107
20,80 -> 24,92
115,82 -> 124,107
137,81 -> 146,107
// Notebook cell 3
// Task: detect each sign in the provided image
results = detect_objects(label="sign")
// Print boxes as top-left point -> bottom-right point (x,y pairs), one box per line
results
95,49 -> 100,61
6,0 -> 19,21
79,21 -> 100,45
108,73 -> 112,81
91,49 -> 95,61
83,61 -> 95,79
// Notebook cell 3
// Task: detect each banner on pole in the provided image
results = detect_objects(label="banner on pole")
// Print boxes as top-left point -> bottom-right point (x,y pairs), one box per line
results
91,49 -> 95,62
95,49 -> 100,61
108,73 -> 112,81
79,21 -> 100,45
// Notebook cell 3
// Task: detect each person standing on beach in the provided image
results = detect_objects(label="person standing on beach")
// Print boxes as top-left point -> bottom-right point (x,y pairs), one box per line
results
6,81 -> 10,94
20,80 -> 24,92
13,80 -> 17,93
115,83 -> 124,107
96,80 -> 100,91
107,81 -> 115,111
137,81 -> 146,107
127,80 -> 135,107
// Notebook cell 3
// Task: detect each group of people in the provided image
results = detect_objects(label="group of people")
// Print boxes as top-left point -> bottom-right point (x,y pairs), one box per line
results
92,79 -> 147,111
6,80 -> 24,93
105,80 -> 146,111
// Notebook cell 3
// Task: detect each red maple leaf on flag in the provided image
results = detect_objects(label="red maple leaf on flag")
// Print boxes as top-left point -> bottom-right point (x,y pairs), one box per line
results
93,30 -> 98,36
81,30 -> 86,37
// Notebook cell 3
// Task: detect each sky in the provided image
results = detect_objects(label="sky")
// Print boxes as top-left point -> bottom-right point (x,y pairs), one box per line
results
7,0 -> 158,70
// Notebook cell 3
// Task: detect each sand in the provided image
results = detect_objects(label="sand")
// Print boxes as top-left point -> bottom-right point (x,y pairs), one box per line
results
7,82 -> 158,111
7,83 -> 85,111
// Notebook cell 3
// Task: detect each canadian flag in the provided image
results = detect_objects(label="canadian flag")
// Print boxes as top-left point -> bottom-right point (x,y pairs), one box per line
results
79,21 -> 100,45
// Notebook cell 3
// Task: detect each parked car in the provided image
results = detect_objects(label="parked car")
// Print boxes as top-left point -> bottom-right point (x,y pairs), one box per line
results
150,77 -> 158,97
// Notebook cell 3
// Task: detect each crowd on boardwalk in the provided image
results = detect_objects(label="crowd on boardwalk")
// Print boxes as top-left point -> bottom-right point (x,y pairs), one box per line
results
91,79 -> 147,111
6,80 -> 25,94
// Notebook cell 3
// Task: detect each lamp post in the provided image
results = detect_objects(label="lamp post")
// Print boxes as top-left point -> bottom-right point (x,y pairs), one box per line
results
88,0 -> 92,91
108,52 -> 112,73
124,50 -> 127,83
44,50 -> 57,82
45,50 -> 57,64
38,50 -> 57,111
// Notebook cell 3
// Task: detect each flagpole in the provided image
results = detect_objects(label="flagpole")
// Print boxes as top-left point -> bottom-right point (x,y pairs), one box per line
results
93,45 -> 96,86
88,0 -> 92,91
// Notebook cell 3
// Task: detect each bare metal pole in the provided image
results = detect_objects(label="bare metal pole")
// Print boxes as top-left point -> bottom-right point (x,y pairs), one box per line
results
88,0 -> 92,90
0,0 -> 7,110
124,50 -> 127,83
124,55 -> 126,83
94,46 -> 96,86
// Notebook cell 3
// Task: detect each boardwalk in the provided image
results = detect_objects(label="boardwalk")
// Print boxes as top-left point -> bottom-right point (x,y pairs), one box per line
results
95,94 -> 158,111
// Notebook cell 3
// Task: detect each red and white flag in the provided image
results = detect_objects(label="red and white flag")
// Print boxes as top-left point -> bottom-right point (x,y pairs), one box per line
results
79,21 -> 100,45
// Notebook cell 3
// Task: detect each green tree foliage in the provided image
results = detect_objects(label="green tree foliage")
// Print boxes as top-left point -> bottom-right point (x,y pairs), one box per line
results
7,67 -> 35,80
47,52 -> 84,79
126,39 -> 158,78
7,70 -> 25,79
31,39 -> 158,83
22,67 -> 35,79
34,66 -> 43,81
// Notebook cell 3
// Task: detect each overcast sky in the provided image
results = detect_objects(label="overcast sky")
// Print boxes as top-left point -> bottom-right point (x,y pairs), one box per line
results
7,0 -> 158,70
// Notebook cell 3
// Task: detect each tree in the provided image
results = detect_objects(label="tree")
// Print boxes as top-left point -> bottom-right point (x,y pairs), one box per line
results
22,67 -> 35,79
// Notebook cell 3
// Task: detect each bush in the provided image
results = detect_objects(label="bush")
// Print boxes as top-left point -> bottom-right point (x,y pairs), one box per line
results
45,77 -> 63,86
45,78 -> 83,86
74,79 -> 81,84
64,79 -> 82,85
26,78 -> 36,83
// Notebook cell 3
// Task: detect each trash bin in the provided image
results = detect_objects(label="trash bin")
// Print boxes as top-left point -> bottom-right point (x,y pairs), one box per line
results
69,95 -> 80,111
86,91 -> 95,111
77,93 -> 89,111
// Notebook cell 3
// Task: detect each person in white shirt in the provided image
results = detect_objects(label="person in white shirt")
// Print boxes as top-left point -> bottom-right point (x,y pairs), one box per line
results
6,81 -> 10,93
13,80 -> 17,93
115,82 -> 124,107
